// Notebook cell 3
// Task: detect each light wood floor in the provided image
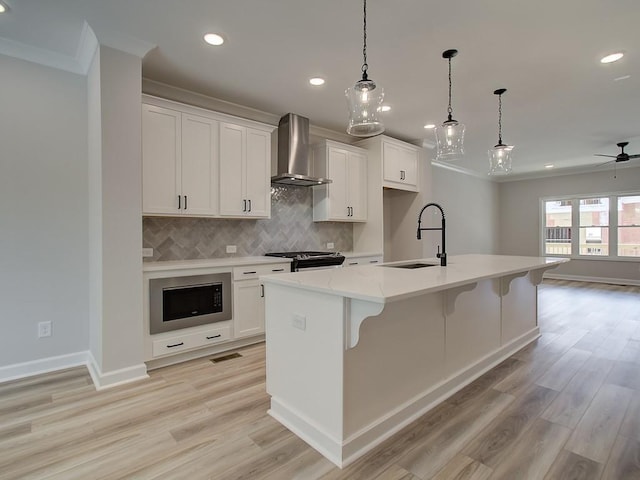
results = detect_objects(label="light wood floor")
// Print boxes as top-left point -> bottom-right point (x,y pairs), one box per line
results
1,280 -> 639,479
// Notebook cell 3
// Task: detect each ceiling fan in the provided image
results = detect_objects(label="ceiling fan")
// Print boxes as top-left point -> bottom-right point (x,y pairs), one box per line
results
595,142 -> 640,164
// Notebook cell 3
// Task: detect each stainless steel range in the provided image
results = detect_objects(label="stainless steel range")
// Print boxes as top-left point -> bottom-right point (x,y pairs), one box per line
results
265,251 -> 345,271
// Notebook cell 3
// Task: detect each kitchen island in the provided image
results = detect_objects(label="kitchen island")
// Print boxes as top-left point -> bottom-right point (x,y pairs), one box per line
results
262,254 -> 568,468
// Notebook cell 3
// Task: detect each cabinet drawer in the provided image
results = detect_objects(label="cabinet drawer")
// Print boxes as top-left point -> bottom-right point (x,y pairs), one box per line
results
233,263 -> 290,280
152,325 -> 231,357
344,255 -> 383,266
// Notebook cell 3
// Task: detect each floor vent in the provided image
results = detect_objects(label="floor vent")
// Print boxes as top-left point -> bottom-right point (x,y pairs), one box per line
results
210,352 -> 242,363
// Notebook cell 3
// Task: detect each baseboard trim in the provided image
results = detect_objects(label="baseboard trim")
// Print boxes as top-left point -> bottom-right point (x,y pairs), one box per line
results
0,351 -> 149,390
0,351 -> 90,384
86,351 -> 149,390
544,273 -> 640,286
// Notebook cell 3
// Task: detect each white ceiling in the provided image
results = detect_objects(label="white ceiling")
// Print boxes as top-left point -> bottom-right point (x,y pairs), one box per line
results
2,0 -> 640,178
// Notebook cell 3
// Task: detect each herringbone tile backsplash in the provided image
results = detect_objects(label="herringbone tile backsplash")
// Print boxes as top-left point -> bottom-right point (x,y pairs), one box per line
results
143,186 -> 353,261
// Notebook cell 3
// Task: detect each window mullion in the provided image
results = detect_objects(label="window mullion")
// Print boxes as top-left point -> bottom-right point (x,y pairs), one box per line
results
571,198 -> 579,256
610,194 -> 618,259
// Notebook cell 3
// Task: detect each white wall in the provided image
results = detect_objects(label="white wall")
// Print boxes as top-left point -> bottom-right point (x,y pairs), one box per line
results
88,46 -> 146,379
499,167 -> 640,282
430,164 -> 500,255
0,54 -> 89,367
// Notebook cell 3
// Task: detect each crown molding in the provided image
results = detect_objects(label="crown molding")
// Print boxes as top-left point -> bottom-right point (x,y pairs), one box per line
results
0,35 -> 87,74
92,25 -> 155,60
431,159 -> 493,181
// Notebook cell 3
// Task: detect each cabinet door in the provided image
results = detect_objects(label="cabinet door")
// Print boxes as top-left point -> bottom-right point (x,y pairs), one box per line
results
219,122 -> 245,216
233,279 -> 264,338
142,105 -> 181,214
181,114 -> 218,216
382,141 -> 419,192
328,147 -> 349,220
399,146 -> 418,188
244,128 -> 271,218
348,151 -> 367,221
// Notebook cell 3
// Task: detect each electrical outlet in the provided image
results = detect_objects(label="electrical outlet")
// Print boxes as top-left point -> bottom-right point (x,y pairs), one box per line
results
327,242 -> 335,249
226,245 -> 237,254
142,248 -> 153,257
292,314 -> 306,331
38,321 -> 52,338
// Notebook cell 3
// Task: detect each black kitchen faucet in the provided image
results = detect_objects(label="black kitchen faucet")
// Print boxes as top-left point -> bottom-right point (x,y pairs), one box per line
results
417,203 -> 447,266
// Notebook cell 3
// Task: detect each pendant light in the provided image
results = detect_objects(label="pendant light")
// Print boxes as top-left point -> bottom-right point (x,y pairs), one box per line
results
435,49 -> 465,160
488,88 -> 514,175
346,0 -> 385,137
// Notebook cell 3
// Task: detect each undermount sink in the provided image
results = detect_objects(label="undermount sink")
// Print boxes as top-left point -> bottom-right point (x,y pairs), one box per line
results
383,262 -> 439,269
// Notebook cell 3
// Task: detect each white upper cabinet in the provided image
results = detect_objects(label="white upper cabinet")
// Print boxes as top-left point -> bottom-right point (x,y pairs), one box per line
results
357,135 -> 421,193
142,103 -> 218,216
219,123 -> 271,218
381,138 -> 419,192
142,95 -> 274,219
312,140 -> 367,222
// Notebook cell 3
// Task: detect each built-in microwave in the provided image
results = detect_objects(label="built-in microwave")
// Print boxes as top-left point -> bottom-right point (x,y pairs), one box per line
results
149,273 -> 232,334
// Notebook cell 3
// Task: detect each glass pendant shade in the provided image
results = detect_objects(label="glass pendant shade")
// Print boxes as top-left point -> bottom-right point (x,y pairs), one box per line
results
489,144 -> 513,175
346,78 -> 385,137
435,120 -> 465,160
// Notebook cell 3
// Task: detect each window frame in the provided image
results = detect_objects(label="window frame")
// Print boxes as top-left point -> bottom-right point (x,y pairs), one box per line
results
540,191 -> 640,262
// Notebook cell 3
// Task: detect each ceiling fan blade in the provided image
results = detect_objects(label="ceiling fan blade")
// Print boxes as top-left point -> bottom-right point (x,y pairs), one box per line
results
628,154 -> 640,159
594,154 -> 617,158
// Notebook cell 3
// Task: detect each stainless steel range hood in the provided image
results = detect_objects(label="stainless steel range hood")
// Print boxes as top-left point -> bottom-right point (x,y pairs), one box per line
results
271,113 -> 331,186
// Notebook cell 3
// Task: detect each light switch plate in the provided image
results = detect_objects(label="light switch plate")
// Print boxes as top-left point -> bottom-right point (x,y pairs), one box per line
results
142,248 -> 153,257
327,242 -> 335,249
226,245 -> 237,254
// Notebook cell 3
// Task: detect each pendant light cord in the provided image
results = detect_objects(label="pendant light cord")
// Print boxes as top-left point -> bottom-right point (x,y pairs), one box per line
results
361,0 -> 368,80
447,57 -> 453,121
497,93 -> 503,144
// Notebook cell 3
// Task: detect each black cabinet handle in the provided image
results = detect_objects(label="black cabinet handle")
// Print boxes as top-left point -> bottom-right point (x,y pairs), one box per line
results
243,271 -> 257,275
369,260 -> 379,263
206,334 -> 221,340
184,195 -> 187,210
400,170 -> 406,180
349,262 -> 358,265
178,195 -> 181,209
260,284 -> 265,298
167,342 -> 184,348
248,199 -> 252,212
243,199 -> 247,212
271,268 -> 285,272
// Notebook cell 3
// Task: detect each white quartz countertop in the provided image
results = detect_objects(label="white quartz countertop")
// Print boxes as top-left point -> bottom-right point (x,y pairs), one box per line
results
261,254 -> 568,303
143,256 -> 292,272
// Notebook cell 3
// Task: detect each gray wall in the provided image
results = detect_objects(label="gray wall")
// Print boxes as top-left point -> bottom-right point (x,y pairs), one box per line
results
0,54 -> 89,367
499,167 -> 640,282
143,186 -> 353,261
431,165 -> 500,255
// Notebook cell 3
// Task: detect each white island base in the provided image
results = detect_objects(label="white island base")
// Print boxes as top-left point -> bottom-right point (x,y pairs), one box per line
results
263,254 -> 567,468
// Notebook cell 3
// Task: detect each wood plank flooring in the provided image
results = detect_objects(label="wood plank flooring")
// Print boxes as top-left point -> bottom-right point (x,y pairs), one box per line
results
0,279 -> 639,479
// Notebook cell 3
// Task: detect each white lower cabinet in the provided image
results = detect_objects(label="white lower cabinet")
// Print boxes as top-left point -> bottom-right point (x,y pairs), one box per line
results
152,324 -> 231,357
233,263 -> 289,338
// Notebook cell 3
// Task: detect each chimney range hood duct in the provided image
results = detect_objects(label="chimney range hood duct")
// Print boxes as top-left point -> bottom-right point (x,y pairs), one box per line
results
271,113 -> 331,186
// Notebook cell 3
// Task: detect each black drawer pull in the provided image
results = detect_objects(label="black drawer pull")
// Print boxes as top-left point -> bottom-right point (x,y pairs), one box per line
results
349,262 -> 358,265
167,342 -> 184,348
271,268 -> 285,272
243,271 -> 257,275
369,260 -> 379,263
206,334 -> 222,340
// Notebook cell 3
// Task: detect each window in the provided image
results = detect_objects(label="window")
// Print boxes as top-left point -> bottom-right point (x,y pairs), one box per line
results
579,197 -> 608,256
618,195 -> 640,257
541,193 -> 640,259
544,200 -> 571,255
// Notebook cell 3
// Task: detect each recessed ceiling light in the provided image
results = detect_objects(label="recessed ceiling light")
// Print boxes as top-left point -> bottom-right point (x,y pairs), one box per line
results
600,52 -> 623,64
204,33 -> 224,46
0,2 -> 8,13
309,77 -> 325,86
424,124 -> 436,129
380,105 -> 391,112
614,74 -> 631,81
544,164 -> 554,169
